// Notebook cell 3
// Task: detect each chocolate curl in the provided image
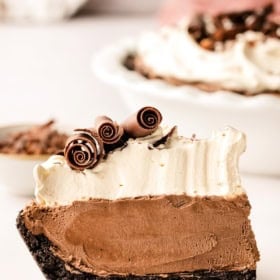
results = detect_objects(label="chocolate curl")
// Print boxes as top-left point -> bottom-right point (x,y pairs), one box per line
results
95,116 -> 124,145
64,129 -> 104,171
122,106 -> 162,138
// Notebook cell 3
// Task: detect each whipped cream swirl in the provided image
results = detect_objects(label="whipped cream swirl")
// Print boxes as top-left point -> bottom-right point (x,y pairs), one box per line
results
136,25 -> 280,93
34,126 -> 245,206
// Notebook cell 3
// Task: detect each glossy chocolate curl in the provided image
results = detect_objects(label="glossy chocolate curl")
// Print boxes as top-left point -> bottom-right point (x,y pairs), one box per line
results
122,106 -> 162,138
64,129 -> 104,171
95,116 -> 124,145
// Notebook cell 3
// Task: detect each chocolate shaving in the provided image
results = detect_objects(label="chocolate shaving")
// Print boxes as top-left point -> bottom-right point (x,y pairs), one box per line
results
64,129 -> 104,171
0,120 -> 68,155
120,141 -> 128,151
122,106 -> 162,138
187,3 -> 279,51
152,126 -> 177,148
123,53 -> 136,71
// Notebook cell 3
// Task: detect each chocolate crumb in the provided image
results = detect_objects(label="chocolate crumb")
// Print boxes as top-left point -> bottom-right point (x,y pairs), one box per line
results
123,54 -> 137,71
148,144 -> 154,150
200,38 -> 215,50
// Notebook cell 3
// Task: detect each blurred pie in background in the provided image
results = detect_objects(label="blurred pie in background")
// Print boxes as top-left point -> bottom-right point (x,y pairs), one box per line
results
126,3 -> 280,96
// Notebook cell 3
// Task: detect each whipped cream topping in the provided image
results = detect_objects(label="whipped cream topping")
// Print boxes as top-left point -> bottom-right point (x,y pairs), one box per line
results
34,126 -> 245,206
136,25 -> 280,93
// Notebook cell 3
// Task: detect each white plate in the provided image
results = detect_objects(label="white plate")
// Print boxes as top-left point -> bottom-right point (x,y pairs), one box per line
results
92,38 -> 280,176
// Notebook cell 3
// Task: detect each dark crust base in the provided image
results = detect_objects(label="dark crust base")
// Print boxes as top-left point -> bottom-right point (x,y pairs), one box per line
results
17,212 -> 256,280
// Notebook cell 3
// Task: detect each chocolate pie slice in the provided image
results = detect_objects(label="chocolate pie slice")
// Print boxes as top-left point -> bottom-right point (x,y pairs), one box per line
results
17,107 -> 259,279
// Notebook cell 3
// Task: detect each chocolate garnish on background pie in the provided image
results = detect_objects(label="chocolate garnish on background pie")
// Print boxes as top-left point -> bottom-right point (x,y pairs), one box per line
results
188,3 -> 279,51
122,106 -> 162,138
64,129 -> 104,171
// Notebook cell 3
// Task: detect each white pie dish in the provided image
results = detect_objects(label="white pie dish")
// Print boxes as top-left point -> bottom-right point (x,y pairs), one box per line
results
92,38 -> 280,176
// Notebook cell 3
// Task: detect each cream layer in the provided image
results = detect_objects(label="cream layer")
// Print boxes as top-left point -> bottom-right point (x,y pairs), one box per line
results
34,127 -> 245,206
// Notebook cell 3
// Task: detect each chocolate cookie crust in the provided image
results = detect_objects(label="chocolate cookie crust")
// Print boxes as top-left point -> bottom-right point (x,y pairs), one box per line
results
17,213 -> 256,280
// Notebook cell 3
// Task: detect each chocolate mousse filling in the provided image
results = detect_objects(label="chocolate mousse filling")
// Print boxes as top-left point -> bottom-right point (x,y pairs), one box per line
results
18,194 -> 259,278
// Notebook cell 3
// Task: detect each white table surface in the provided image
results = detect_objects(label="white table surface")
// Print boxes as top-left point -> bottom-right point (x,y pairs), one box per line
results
0,15 -> 158,127
0,15 -> 279,280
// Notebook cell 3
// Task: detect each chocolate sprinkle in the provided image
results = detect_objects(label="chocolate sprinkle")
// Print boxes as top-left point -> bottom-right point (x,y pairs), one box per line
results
122,106 -> 162,138
64,129 -> 104,171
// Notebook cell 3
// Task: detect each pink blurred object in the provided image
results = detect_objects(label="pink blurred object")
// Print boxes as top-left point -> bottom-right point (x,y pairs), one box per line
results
159,0 -> 280,24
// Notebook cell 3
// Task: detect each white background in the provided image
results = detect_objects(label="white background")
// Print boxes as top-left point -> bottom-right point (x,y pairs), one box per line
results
0,15 -> 158,127
0,15 -> 279,279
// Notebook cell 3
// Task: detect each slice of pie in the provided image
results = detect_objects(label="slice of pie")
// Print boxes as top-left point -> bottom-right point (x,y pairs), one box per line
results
17,107 -> 259,279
